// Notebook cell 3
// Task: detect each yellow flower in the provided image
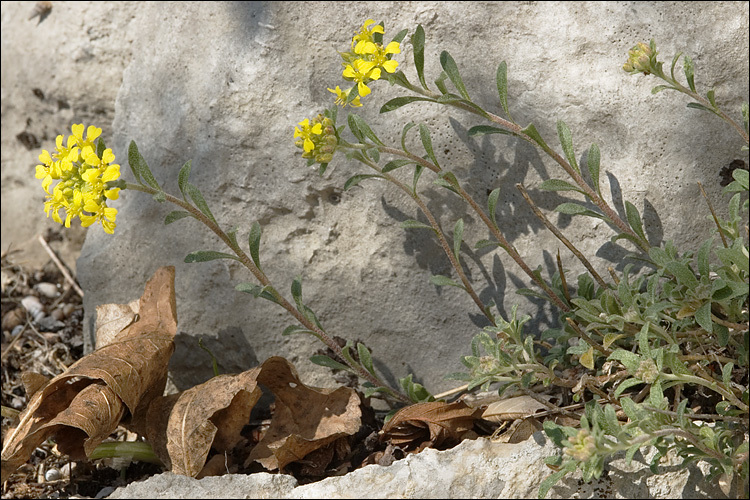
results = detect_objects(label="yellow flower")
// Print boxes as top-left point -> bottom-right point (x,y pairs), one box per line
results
370,41 -> 401,73
351,19 -> 383,50
35,124 -> 120,234
293,114 -> 337,164
293,118 -> 323,153
328,86 -> 362,107
342,59 -> 381,97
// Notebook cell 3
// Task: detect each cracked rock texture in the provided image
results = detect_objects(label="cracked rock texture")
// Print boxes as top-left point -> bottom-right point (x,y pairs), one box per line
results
2,2 -> 748,393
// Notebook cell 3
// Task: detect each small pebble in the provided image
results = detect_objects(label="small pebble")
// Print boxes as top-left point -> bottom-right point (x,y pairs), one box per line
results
34,282 -> 60,298
21,296 -> 45,322
95,486 -> 115,499
45,468 -> 61,481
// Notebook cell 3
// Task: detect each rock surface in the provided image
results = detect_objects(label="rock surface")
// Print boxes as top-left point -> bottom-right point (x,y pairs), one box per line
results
107,434 -> 731,499
2,2 -> 748,393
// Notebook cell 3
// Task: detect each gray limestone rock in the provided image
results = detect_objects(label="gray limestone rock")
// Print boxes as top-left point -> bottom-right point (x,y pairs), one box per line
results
106,434 -> 731,499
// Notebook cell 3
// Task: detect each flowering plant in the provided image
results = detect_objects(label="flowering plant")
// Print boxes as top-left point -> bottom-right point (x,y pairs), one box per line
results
31,20 -> 748,496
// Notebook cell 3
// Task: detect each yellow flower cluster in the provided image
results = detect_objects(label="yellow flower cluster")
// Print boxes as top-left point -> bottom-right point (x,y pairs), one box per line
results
329,19 -> 401,106
293,114 -> 337,164
35,124 -> 120,234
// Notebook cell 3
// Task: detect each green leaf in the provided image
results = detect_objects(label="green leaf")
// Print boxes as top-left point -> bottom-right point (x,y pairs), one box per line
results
467,125 -> 511,137
651,84 -> 677,94
127,140 -> 159,188
538,461 -> 576,499
538,179 -> 585,194
185,183 -> 217,225
248,221 -> 262,271
282,325 -> 318,337
556,120 -> 579,174
696,238 -> 712,278
349,114 -> 385,146
413,164 -> 424,193
440,51 -> 470,100
706,89 -> 717,108
453,218 -> 464,261
694,301 -> 713,334
390,28 -> 408,45
164,210 -> 193,225
419,124 -> 440,169
624,201 -> 647,242
721,362 -> 734,388
310,355 -> 351,372
608,349 -> 642,373
496,61 -> 511,120
430,274 -> 465,289
401,122 -> 417,153
382,159 -> 413,173
435,71 -> 449,94
178,159 -> 192,199
683,54 -> 696,92
152,191 -> 166,203
385,70 -> 412,89
344,174 -> 384,191
412,24 -> 428,90
554,202 -> 607,221
587,143 -> 601,196
291,275 -> 303,309
235,283 -> 279,304
669,51 -> 682,81
184,250 -> 239,263
520,123 -> 550,149
686,102 -> 716,113
365,146 -> 379,163
357,343 -> 375,376
614,377 -> 645,398
664,261 -> 699,289
380,96 -> 436,113
488,187 -> 501,228
400,219 -> 435,231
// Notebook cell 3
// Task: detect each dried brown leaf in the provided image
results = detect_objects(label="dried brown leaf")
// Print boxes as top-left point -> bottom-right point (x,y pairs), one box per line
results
21,372 -> 50,399
94,300 -> 139,349
247,357 -> 362,472
1,266 -> 177,482
380,400 -> 481,452
481,395 -> 551,423
143,369 -> 262,477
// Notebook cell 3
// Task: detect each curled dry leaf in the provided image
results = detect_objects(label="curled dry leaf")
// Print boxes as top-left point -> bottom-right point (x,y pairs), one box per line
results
1,266 -> 177,482
142,356 -> 362,478
247,356 -> 362,472
143,369 -> 263,477
380,400 -> 482,452
480,395 -> 551,423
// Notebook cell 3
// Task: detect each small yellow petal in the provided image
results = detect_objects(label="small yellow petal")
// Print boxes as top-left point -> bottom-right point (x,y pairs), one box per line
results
357,81 -> 371,96
71,124 -> 84,140
382,60 -> 399,73
303,137 -> 315,153
86,126 -> 102,141
39,150 -> 53,165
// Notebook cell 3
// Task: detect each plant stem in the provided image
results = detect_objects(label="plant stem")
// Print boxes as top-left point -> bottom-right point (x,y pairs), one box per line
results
125,183 -> 411,404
